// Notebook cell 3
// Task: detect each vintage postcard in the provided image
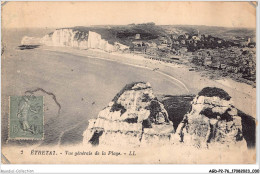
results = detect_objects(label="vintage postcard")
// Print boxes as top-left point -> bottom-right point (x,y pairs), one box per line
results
1,1 -> 257,166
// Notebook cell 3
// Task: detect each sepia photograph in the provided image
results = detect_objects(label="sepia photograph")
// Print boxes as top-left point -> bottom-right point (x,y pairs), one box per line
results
0,1 -> 258,172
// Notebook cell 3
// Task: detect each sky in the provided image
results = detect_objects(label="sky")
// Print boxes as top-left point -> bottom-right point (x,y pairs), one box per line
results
1,1 -> 256,29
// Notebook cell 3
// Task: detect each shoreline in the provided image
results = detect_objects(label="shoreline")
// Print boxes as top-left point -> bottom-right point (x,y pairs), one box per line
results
39,46 -> 256,117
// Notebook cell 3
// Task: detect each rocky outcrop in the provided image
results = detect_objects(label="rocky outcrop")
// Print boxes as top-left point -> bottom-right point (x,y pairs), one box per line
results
83,82 -> 175,147
175,87 -> 247,150
83,85 -> 248,150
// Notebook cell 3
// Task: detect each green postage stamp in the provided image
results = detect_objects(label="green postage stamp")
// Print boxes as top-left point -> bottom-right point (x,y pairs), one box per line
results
9,95 -> 44,140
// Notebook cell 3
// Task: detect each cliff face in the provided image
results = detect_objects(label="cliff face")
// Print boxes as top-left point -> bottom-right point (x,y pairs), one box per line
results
87,31 -> 116,52
175,87 -> 247,149
83,82 -> 175,147
21,28 -> 129,52
40,29 -> 116,52
83,84 -> 248,150
40,29 -> 89,49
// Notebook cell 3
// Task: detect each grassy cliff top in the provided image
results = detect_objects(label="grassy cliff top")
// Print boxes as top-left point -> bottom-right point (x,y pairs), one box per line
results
52,23 -> 255,45
56,23 -> 168,45
198,87 -> 231,100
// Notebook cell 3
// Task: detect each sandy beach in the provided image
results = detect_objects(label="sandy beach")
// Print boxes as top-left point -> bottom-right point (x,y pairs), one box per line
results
41,46 -> 256,118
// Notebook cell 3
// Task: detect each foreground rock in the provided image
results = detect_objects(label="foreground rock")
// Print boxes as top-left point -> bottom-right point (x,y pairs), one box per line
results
83,84 -> 248,150
83,82 -> 175,147
175,87 -> 247,150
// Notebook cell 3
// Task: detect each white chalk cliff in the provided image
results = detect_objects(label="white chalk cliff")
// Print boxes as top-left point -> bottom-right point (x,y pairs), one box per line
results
41,29 -> 88,49
87,31 -> 115,52
21,28 -> 129,52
